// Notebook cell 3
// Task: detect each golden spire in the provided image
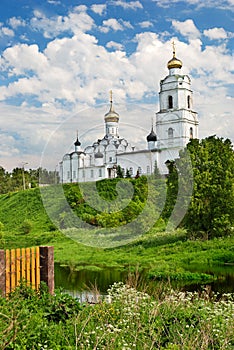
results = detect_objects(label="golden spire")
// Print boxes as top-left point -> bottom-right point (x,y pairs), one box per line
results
172,40 -> 176,57
109,89 -> 113,104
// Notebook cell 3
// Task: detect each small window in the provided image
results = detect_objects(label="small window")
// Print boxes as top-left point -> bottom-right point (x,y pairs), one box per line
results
190,127 -> 193,139
138,167 -> 142,175
91,169 -> 94,178
187,95 -> 191,109
99,169 -> 102,177
112,128 -> 114,134
67,171 -> 70,180
168,128 -> 174,138
147,165 -> 150,174
109,156 -> 112,162
129,167 -> 133,175
168,95 -> 173,109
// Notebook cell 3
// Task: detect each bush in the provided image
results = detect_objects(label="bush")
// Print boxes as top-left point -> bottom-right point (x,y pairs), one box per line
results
20,219 -> 33,234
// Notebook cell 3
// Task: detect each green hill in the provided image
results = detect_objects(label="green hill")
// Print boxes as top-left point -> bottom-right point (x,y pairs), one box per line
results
0,181 -> 233,285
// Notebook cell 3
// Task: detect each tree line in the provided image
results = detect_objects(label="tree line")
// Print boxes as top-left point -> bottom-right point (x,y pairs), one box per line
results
0,167 -> 59,193
0,135 -> 233,239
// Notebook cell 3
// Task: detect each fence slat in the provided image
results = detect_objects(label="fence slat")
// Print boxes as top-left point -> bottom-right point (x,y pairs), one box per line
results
5,249 -> 10,295
16,248 -> 21,286
0,250 -> 6,297
10,249 -> 16,290
25,247 -> 31,286
35,246 -> 40,290
21,248 -> 26,281
31,247 -> 35,289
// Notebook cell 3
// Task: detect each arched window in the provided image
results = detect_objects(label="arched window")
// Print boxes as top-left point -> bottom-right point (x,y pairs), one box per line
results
190,127 -> 193,139
129,167 -> 133,176
168,95 -> 173,109
168,128 -> 174,138
187,95 -> 191,109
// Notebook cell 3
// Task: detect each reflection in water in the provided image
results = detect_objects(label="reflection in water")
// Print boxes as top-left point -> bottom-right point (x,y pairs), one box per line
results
55,263 -> 234,301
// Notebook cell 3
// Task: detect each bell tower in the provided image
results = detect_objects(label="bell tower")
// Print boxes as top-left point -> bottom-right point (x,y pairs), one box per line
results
156,43 -> 199,167
104,90 -> 119,138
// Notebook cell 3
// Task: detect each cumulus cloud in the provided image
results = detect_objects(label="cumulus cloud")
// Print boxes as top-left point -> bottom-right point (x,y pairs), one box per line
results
8,17 -> 26,29
112,0 -> 143,10
154,0 -> 234,10
100,18 -> 125,32
30,5 -> 95,38
139,21 -> 153,28
91,4 -> 106,15
0,26 -> 14,37
203,27 -> 229,40
172,19 -> 201,40
106,41 -> 124,50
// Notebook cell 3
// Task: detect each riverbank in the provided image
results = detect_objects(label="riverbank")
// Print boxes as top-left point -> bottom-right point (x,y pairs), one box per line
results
2,227 -> 234,285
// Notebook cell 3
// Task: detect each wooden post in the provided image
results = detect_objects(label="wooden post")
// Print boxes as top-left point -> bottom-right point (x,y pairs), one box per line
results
0,250 -> 6,297
40,246 -> 54,294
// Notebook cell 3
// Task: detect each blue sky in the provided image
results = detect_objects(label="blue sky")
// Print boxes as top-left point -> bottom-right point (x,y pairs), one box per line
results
0,0 -> 233,170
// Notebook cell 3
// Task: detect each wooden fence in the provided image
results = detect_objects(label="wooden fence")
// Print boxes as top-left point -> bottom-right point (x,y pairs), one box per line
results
0,246 -> 54,297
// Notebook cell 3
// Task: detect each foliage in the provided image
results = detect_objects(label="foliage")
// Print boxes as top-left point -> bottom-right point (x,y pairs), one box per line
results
0,282 -> 233,349
0,167 -> 59,194
116,165 -> 124,178
179,136 -> 234,238
20,220 -> 33,234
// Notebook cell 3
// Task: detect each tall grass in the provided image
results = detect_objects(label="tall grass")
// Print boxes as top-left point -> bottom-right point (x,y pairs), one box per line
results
0,281 -> 233,349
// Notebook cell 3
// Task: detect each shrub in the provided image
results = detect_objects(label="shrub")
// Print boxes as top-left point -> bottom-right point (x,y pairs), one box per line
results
20,219 -> 33,234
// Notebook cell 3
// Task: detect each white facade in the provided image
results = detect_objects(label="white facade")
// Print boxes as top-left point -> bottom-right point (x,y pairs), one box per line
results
60,50 -> 199,183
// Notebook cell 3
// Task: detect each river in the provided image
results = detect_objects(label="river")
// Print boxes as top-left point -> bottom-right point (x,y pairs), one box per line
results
54,263 -> 234,302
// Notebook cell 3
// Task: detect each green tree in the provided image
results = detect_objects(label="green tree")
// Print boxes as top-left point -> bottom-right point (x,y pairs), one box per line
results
153,160 -> 161,178
125,169 -> 132,178
116,165 -> 124,178
181,136 -> 234,238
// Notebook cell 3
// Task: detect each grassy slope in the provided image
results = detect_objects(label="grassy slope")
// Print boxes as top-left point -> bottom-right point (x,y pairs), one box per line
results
0,187 -> 234,281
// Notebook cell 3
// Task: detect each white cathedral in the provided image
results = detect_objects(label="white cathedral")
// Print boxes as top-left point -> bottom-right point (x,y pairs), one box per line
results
59,46 -> 199,183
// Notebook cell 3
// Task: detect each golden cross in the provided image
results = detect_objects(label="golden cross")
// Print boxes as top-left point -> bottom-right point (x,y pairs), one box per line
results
172,40 -> 176,57
109,90 -> 113,103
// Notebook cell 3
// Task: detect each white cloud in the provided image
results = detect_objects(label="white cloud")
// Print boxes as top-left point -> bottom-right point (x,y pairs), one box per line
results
47,0 -> 61,4
0,26 -> 14,37
139,21 -> 153,28
113,0 -> 143,10
100,18 -> 124,32
154,0 -> 234,11
91,4 -> 106,15
8,17 -> 26,29
172,19 -> 200,40
106,41 -> 124,50
30,6 -> 95,38
172,19 -> 201,39
203,27 -> 229,40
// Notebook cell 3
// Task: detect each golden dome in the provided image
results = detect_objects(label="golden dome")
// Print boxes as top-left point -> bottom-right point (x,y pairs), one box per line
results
104,90 -> 119,122
167,41 -> 182,69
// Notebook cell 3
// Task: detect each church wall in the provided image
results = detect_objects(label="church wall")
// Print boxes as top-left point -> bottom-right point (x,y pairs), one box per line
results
117,150 -> 158,177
